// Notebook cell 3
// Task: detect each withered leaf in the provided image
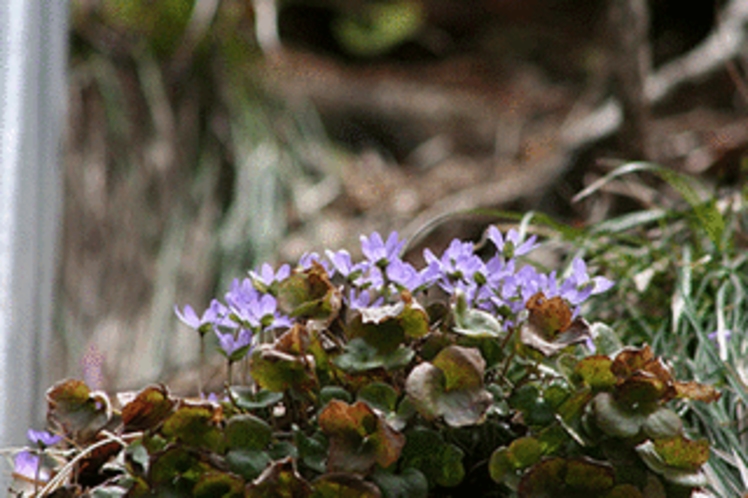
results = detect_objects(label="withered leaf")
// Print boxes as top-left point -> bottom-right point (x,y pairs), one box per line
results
122,384 -> 176,432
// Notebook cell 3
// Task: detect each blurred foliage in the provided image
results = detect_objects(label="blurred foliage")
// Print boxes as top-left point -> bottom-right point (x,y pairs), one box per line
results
64,0 -> 334,387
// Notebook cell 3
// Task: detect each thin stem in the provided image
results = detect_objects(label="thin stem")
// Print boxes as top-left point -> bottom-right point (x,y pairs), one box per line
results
198,331 -> 205,397
34,448 -> 40,496
38,433 -> 125,496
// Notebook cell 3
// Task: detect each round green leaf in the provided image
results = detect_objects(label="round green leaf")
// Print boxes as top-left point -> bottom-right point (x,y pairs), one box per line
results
592,392 -> 644,439
230,387 -> 284,410
320,386 -> 354,406
312,474 -> 381,498
371,468 -> 428,498
226,449 -> 272,481
193,471 -> 244,498
507,437 -> 543,469
575,356 -> 616,391
400,428 -> 465,488
225,413 -> 272,450
161,404 -> 225,453
643,407 -> 683,439
358,382 -> 399,413
489,447 -> 512,483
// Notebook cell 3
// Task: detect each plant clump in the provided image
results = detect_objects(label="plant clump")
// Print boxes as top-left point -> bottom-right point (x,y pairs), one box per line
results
10,228 -> 719,497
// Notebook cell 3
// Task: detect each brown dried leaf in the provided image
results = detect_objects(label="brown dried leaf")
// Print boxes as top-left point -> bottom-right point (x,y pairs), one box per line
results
121,384 -> 176,432
673,381 -> 721,403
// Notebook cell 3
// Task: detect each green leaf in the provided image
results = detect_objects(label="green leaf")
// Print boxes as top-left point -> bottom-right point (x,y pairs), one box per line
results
334,338 -> 414,372
226,449 -> 272,481
635,440 -> 709,488
333,0 -> 424,57
250,346 -> 317,393
488,447 -> 512,483
193,471 -> 245,498
605,484 -> 644,498
276,263 -> 341,320
149,446 -> 204,488
398,301 -> 431,339
653,435 -> 710,471
509,384 -> 555,427
126,439 -> 150,474
311,473 -> 381,498
536,424 -> 571,455
46,379 -> 111,441
358,382 -> 399,413
347,300 -> 429,354
591,392 -> 644,439
590,322 -> 623,356
320,385 -> 354,406
295,429 -> 328,474
642,407 -> 683,439
456,336 -> 505,370
506,437 -> 543,469
268,440 -> 299,461
402,363 -> 449,424
318,400 -> 405,474
225,413 -> 272,450
404,345 -> 491,426
371,468 -> 428,498
161,404 -> 224,453
565,458 -> 615,491
400,428 -> 465,488
431,345 -> 485,392
575,356 -> 616,391
518,457 -> 615,496
230,387 -> 284,410
419,331 -> 452,361
245,458 -> 313,498
453,296 -> 505,338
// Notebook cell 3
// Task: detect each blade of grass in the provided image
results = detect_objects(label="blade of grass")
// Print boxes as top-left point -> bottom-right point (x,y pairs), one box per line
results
574,161 -> 725,248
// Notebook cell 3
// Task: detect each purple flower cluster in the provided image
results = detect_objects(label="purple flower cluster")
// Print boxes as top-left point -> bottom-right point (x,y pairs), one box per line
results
175,228 -> 613,362
175,265 -> 292,361
13,430 -> 63,482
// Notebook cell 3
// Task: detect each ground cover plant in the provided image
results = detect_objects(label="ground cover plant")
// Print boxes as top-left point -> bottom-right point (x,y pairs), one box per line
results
8,217 -> 726,497
567,164 -> 748,497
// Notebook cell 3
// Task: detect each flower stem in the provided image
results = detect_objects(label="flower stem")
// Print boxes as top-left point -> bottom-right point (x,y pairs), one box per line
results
198,332 -> 205,397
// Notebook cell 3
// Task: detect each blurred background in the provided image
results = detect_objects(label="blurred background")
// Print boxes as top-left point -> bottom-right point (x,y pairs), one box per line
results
58,0 -> 747,391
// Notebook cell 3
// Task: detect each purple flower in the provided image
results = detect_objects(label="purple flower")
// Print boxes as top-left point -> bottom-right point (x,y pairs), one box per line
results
360,232 -> 405,266
204,392 -> 227,403
249,263 -> 291,287
347,289 -> 373,310
708,329 -> 732,342
386,259 -> 424,291
27,429 -> 62,447
13,451 -> 48,481
255,294 -> 293,330
227,284 -> 291,331
560,258 -> 614,305
487,226 -> 538,258
326,249 -> 365,279
355,265 -> 385,291
174,299 -> 231,334
422,239 -> 486,290
216,328 -> 253,361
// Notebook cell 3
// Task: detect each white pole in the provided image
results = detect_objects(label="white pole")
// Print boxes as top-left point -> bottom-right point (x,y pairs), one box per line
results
0,0 -> 67,490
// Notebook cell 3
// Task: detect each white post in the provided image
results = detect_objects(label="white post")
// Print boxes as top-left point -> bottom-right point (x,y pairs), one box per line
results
0,0 -> 67,490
